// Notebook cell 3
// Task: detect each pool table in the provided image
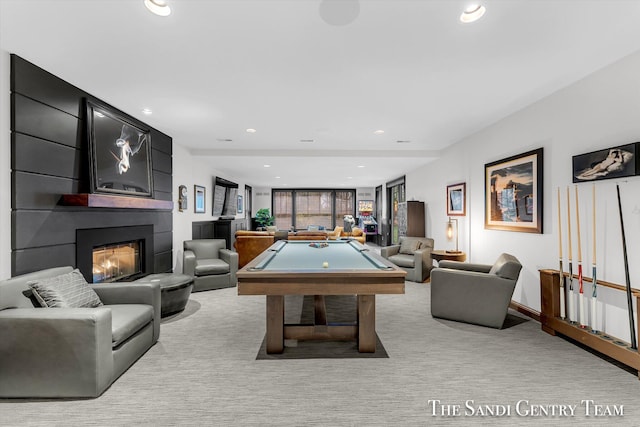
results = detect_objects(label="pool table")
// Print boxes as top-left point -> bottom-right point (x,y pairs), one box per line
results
237,240 -> 406,353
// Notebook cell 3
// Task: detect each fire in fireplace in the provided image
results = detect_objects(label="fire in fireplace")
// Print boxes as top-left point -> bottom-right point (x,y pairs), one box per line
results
76,225 -> 154,283
92,241 -> 141,283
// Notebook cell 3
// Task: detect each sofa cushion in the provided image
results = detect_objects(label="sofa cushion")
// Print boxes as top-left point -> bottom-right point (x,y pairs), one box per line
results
399,239 -> 420,255
388,254 -> 415,268
109,304 -> 154,348
195,259 -> 230,276
351,227 -> 363,237
28,269 -> 103,308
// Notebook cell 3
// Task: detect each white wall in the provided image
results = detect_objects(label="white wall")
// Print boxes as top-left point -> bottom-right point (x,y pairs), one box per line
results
408,49 -> 640,342
0,50 -> 11,280
171,145 -> 248,273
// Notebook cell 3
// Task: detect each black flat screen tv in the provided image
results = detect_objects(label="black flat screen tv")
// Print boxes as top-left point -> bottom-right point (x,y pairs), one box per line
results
212,176 -> 238,217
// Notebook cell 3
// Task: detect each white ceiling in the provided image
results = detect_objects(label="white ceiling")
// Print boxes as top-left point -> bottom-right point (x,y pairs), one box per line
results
2,0 -> 640,188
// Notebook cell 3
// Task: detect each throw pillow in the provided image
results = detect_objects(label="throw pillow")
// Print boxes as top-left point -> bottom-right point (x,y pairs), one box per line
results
28,269 -> 103,308
399,239 -> 420,255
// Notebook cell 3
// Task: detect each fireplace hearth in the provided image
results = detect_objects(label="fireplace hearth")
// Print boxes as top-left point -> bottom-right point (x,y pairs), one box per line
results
77,225 -> 154,283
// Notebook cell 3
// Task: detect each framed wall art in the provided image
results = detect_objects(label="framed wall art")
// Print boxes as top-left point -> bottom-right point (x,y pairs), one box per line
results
485,148 -> 543,233
194,185 -> 206,213
572,142 -> 639,183
86,99 -> 153,197
446,183 -> 466,216
237,195 -> 243,214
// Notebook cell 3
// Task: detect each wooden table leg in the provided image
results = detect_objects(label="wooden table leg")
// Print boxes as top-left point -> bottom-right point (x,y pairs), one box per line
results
266,295 -> 284,354
314,295 -> 328,329
358,295 -> 376,352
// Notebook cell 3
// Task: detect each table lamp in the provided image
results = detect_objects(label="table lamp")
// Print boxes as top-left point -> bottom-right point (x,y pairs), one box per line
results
446,217 -> 462,254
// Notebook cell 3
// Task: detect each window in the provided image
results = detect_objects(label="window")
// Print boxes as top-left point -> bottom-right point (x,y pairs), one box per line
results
272,189 -> 355,231
273,190 -> 292,230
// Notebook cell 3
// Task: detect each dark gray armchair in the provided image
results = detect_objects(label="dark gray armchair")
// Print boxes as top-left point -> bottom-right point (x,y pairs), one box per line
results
0,266 -> 160,398
380,236 -> 434,282
430,253 -> 522,328
183,239 -> 238,291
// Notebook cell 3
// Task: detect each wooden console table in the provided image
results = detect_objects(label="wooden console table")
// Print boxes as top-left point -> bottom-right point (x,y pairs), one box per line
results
539,269 -> 640,379
431,250 -> 466,263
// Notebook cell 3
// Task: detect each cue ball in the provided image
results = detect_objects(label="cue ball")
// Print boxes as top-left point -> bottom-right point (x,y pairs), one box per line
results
322,261 -> 329,268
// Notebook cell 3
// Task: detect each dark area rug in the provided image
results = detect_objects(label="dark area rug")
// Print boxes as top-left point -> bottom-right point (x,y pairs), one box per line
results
256,295 -> 389,359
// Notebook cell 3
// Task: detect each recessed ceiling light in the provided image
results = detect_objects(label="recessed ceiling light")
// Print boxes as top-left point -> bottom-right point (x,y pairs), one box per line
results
263,164 -> 271,168
144,0 -> 171,16
347,176 -> 353,179
374,130 -> 385,135
142,108 -> 152,115
246,128 -> 256,133
460,4 -> 486,23
275,176 -> 281,179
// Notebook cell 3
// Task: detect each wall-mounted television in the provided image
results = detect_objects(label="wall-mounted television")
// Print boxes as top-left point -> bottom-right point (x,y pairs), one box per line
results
212,176 -> 239,217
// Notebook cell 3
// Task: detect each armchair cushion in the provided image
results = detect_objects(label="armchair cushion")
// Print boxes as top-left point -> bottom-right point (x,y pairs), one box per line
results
28,269 -> 103,308
488,253 -> 522,280
195,259 -> 230,276
110,304 -> 154,348
387,254 -> 415,268
399,239 -> 420,254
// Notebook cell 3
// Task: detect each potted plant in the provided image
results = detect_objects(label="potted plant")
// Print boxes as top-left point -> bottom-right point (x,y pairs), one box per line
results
255,208 -> 275,230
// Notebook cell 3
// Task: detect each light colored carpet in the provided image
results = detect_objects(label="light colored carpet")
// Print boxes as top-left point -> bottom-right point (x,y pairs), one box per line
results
1,280 -> 640,426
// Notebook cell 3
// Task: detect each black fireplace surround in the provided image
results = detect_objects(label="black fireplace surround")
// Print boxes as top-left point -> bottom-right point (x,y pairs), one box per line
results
76,225 -> 154,283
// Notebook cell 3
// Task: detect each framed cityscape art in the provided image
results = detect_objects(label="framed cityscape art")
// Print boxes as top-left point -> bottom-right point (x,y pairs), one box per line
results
484,148 -> 543,233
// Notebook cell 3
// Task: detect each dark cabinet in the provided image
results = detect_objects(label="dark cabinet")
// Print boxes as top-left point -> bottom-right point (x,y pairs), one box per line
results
406,201 -> 425,237
214,219 -> 246,249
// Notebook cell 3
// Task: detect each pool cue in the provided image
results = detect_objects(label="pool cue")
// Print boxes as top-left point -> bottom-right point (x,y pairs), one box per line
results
557,188 -> 566,319
575,186 -> 586,328
591,184 -> 598,333
566,187 -> 575,323
616,184 -> 637,349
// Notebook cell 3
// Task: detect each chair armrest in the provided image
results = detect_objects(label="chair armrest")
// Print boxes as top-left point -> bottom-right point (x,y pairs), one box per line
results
414,248 -> 434,277
438,260 -> 492,273
220,249 -> 239,285
92,282 -> 161,342
0,307 -> 113,397
183,249 -> 196,275
380,245 -> 400,259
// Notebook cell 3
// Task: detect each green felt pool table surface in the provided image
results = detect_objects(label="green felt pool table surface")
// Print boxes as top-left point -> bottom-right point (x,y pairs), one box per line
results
251,240 -> 389,271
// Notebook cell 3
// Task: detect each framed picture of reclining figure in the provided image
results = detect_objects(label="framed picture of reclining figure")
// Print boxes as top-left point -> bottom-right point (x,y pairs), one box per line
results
572,142 -> 639,183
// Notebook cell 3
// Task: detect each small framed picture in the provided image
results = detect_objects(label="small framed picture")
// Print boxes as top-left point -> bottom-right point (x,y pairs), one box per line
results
237,195 -> 243,214
446,183 -> 466,216
194,185 -> 205,213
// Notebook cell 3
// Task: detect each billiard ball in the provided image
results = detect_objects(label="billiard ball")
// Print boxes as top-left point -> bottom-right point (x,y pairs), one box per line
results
322,261 -> 329,268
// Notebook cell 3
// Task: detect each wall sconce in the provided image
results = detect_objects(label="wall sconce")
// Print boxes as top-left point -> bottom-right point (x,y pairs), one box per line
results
446,217 -> 462,254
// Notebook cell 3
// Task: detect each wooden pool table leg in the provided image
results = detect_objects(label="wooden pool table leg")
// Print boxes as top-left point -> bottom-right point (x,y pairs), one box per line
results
358,295 -> 376,352
266,295 -> 284,354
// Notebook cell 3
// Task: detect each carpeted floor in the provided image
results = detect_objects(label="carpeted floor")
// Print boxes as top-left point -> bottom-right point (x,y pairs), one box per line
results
1,280 -> 640,426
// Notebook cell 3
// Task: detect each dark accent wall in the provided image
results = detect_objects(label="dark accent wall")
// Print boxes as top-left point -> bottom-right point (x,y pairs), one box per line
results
10,55 -> 173,276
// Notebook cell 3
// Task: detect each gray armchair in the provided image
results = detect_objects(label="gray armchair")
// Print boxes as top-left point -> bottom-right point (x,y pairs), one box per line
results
183,239 -> 238,291
430,253 -> 522,328
0,266 -> 160,398
380,236 -> 434,282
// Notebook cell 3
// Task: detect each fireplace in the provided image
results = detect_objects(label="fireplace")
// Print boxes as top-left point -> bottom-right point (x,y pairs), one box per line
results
76,225 -> 154,283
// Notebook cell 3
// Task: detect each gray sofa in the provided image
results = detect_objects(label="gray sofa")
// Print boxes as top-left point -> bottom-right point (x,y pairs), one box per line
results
380,236 -> 434,282
430,253 -> 522,328
0,266 -> 160,398
183,239 -> 238,291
